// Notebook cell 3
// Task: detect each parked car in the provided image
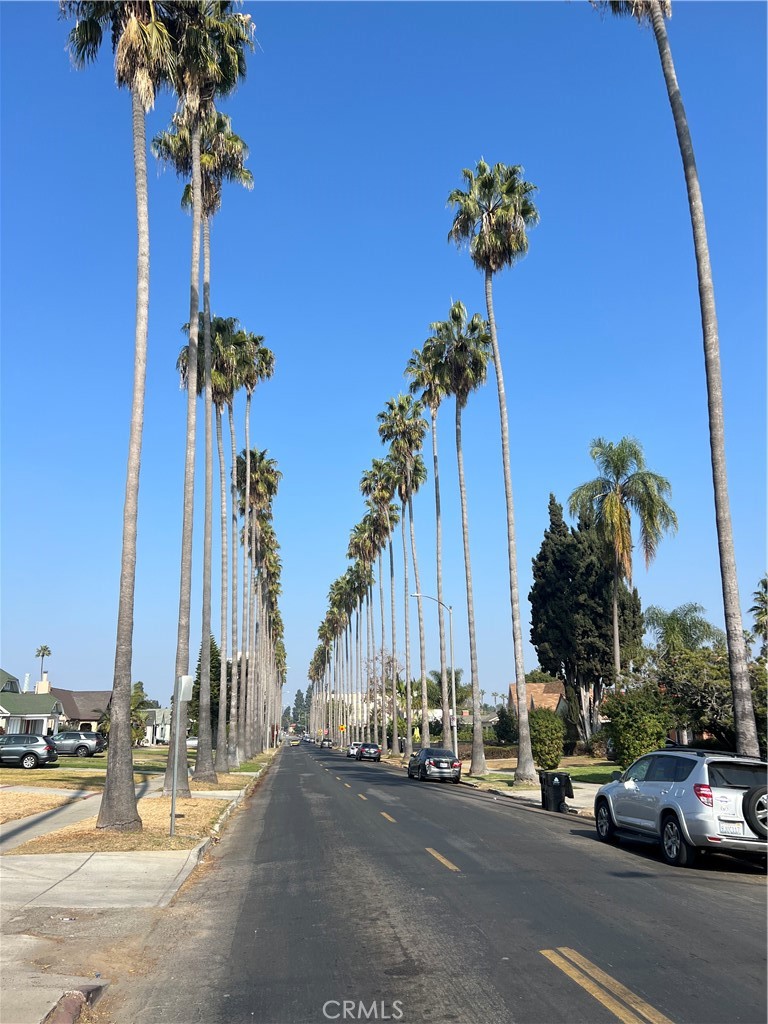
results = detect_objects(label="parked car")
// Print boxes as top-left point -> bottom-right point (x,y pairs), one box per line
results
347,742 -> 362,758
320,738 -> 333,748
594,747 -> 768,868
0,734 -> 59,769
51,730 -> 107,758
407,747 -> 461,783
356,742 -> 381,762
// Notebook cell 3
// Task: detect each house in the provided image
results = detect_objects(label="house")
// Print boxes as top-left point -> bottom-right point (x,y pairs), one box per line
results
0,669 -> 64,734
510,679 -> 568,718
49,683 -> 112,731
142,707 -> 171,745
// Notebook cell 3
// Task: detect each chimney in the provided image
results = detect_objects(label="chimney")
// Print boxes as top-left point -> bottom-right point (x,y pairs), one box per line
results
36,671 -> 51,695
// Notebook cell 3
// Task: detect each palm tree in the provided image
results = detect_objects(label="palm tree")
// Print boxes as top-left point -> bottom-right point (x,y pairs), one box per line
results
154,111 -> 253,784
645,603 -> 725,661
438,300 -> 493,775
749,577 -> 767,661
35,645 -> 52,682
61,0 -> 175,832
405,341 -> 450,749
568,437 -> 678,684
448,158 -> 539,783
378,395 -> 429,756
590,0 -> 758,757
167,0 -> 253,797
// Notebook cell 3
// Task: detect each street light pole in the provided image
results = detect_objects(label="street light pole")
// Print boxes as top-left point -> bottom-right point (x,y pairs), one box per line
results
411,593 -> 458,756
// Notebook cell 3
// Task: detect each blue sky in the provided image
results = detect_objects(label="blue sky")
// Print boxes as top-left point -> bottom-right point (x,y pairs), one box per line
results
1,1 -> 765,707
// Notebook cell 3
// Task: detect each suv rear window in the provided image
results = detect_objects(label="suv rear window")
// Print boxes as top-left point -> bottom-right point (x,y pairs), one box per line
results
707,762 -> 768,789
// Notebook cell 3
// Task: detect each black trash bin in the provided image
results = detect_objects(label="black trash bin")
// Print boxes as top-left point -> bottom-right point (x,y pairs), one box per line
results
399,737 -> 405,753
538,770 -> 574,812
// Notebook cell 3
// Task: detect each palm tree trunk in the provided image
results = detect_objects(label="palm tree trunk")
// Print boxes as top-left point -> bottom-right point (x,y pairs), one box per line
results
238,406 -> 251,764
378,552 -> 387,750
456,403 -> 486,776
649,0 -> 758,757
98,86 -> 148,831
165,117 -> 203,799
612,556 -> 621,687
214,404 -> 229,773
484,269 -> 535,783
401,507 -> 413,758
389,536 -> 398,756
430,408 -> 451,749
194,215 -> 216,783
246,515 -> 258,757
408,496 -> 430,747
227,403 -> 240,769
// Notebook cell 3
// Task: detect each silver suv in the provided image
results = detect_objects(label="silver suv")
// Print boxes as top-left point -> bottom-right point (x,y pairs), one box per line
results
0,734 -> 59,769
51,730 -> 107,758
595,747 -> 767,867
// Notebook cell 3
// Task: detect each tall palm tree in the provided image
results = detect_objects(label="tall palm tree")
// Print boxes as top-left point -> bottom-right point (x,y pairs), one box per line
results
154,111 -> 253,783
590,1 -> 759,757
568,436 -> 678,684
405,341 -> 450,749
360,459 -> 400,753
35,645 -> 52,682
439,300 -> 493,775
448,158 -> 539,783
378,395 -> 429,755
61,0 -> 175,832
167,0 -> 253,797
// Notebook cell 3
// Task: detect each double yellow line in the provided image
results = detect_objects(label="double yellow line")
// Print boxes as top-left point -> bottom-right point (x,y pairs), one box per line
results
540,947 -> 674,1024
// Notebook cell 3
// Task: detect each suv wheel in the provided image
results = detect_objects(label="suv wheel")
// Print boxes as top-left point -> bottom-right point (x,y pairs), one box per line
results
21,753 -> 38,770
661,814 -> 696,868
595,800 -> 617,843
743,786 -> 768,838
75,745 -> 90,758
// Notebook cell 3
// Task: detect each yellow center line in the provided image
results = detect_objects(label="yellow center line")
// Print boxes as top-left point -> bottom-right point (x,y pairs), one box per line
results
425,847 -> 461,872
380,812 -> 396,823
557,948 -> 675,1024
344,783 -> 351,788
358,794 -> 367,800
540,950 -> 644,1024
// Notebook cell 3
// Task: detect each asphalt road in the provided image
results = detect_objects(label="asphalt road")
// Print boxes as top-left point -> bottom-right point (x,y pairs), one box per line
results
97,745 -> 766,1024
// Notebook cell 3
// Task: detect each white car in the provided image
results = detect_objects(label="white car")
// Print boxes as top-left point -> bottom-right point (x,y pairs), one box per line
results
347,742 -> 362,758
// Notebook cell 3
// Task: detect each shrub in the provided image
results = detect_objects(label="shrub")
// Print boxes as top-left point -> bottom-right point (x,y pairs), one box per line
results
602,684 -> 674,767
494,706 -> 518,745
529,708 -> 564,770
586,731 -> 610,759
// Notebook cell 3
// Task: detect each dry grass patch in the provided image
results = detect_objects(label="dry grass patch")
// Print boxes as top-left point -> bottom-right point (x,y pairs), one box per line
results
5,796 -> 230,855
189,772 -> 251,791
0,768 -> 134,791
0,791 -> 91,824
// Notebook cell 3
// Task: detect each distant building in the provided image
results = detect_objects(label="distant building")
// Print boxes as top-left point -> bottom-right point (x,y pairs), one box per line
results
0,669 -> 63,734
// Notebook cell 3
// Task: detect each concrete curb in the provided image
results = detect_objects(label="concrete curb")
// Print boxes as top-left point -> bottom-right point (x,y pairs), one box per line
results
41,984 -> 107,1024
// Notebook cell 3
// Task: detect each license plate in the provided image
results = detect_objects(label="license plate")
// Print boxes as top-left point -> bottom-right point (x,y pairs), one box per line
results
438,761 -> 448,768
719,821 -> 744,836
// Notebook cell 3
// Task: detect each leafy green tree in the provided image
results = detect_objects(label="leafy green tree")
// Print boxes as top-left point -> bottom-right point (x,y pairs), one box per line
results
530,496 -> 642,741
590,1 -> 758,759
189,636 -> 223,738
569,437 -> 676,687
494,705 -> 518,745
602,684 -> 674,767
645,603 -> 725,662
750,576 -> 768,660
529,708 -> 564,770
426,668 -> 468,709
448,158 -> 539,784
62,0 -> 177,833
35,645 -> 52,680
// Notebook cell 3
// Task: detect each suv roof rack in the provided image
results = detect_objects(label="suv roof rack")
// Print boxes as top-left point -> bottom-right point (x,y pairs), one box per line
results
661,744 -> 764,761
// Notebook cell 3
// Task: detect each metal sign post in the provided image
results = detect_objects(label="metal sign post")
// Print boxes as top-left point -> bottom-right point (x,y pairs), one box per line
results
170,675 -> 194,837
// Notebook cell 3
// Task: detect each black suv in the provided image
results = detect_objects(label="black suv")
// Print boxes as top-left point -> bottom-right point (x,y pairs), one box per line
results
0,734 -> 59,769
51,730 -> 107,757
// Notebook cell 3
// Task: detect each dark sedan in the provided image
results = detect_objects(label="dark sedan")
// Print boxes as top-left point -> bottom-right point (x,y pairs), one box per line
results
407,747 -> 462,783
356,743 -> 381,762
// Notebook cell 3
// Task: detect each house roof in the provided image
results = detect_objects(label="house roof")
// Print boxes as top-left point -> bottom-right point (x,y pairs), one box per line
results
1,669 -> 20,689
51,688 -> 111,721
0,692 -> 63,715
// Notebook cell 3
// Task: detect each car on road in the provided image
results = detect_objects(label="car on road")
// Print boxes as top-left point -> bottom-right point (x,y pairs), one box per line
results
407,747 -> 461,783
347,742 -> 362,758
356,742 -> 381,762
320,738 -> 333,748
594,747 -> 768,867
0,734 -> 59,769
51,730 -> 107,758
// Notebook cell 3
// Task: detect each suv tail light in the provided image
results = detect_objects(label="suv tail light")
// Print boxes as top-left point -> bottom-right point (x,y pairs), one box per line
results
694,783 -> 713,807
452,760 -> 461,768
